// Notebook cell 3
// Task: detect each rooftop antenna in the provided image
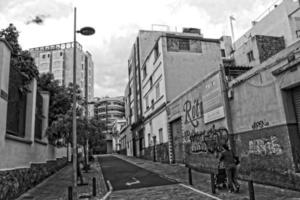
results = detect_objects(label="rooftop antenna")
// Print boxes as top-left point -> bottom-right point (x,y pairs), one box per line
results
230,15 -> 236,50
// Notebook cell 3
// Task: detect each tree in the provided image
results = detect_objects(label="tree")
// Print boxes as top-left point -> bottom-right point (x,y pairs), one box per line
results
0,24 -> 39,85
38,73 -> 83,126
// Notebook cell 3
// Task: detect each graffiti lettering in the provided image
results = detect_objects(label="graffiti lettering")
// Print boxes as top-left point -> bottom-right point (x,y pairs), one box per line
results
248,136 -> 283,156
184,125 -> 228,154
252,120 -> 269,130
183,99 -> 202,127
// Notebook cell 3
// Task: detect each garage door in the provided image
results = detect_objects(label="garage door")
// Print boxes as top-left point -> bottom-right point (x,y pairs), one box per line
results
170,118 -> 184,163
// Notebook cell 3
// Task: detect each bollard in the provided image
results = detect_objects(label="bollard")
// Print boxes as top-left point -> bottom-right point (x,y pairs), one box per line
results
188,168 -> 193,185
210,173 -> 216,194
248,180 -> 255,200
68,186 -> 73,200
93,177 -> 97,196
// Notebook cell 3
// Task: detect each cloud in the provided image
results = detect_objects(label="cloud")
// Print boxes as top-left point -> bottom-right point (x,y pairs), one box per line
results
0,0 -> 281,98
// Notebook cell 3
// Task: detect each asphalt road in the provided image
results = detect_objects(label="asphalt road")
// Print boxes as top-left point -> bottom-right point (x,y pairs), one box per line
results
98,156 -> 177,191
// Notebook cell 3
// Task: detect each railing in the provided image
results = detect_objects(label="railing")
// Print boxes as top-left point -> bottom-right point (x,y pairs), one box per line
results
6,66 -> 27,137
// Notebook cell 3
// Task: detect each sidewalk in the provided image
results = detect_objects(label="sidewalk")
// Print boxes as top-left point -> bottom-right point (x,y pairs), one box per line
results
16,161 -> 107,200
114,154 -> 300,200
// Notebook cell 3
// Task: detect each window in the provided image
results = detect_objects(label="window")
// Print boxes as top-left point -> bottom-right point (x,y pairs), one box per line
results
145,95 -> 149,109
221,49 -> 226,57
42,54 -> 46,59
159,128 -> 163,143
153,44 -> 159,61
151,99 -> 154,109
149,76 -> 153,87
143,65 -> 147,79
60,52 -> 63,56
247,50 -> 255,62
148,133 -> 151,146
156,82 -> 160,100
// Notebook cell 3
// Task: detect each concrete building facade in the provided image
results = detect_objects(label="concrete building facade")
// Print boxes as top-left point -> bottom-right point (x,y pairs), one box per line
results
124,29 -> 224,162
233,0 -> 300,67
29,42 -> 94,104
94,96 -> 125,153
0,39 -> 67,200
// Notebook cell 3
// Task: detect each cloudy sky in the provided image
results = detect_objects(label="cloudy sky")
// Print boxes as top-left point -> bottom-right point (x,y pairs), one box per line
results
0,0 -> 279,97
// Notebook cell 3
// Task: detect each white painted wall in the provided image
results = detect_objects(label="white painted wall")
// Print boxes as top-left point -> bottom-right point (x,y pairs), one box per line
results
0,40 -> 67,170
144,110 -> 168,147
234,0 -> 300,49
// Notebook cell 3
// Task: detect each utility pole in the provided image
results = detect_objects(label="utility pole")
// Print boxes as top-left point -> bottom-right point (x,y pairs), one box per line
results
230,15 -> 236,50
72,6 -> 78,198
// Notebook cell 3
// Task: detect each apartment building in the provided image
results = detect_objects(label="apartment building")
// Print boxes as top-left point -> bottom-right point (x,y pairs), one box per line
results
94,96 -> 125,153
127,31 -> 163,157
140,29 -> 223,162
233,0 -> 300,66
29,42 -> 94,105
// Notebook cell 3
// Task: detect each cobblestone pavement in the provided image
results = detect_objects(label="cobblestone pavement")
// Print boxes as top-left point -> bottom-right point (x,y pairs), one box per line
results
16,161 -> 107,200
114,154 -> 300,200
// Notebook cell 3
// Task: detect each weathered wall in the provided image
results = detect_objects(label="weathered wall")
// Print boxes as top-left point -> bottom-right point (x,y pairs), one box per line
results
234,0 -> 298,49
229,40 -> 300,189
167,70 -> 229,172
142,142 -> 169,163
163,37 -> 222,102
0,157 -> 67,200
256,35 -> 285,63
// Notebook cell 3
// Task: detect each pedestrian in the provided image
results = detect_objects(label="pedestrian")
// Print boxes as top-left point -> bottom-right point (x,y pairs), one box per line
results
219,144 -> 240,193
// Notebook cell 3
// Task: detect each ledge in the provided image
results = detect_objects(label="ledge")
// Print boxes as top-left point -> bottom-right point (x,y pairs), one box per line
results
34,138 -> 48,146
5,134 -> 32,145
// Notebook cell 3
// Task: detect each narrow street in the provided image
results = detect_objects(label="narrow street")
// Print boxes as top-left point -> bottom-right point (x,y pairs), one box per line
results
98,156 -> 177,190
98,155 -> 219,200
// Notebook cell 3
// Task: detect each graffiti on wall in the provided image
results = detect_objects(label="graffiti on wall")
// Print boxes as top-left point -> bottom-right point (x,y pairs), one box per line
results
252,120 -> 269,130
183,99 -> 203,128
248,136 -> 283,156
183,125 -> 228,154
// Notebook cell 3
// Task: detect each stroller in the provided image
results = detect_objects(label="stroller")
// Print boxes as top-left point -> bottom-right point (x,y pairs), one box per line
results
214,162 -> 227,189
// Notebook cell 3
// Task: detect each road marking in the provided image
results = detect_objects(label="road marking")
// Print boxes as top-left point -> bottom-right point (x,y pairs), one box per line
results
126,177 -> 140,186
100,180 -> 113,200
180,184 -> 223,200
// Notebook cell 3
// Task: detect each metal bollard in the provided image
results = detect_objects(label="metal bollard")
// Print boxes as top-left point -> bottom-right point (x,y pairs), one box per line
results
248,180 -> 255,200
188,168 -> 193,185
93,177 -> 97,196
68,186 -> 73,200
210,173 -> 216,194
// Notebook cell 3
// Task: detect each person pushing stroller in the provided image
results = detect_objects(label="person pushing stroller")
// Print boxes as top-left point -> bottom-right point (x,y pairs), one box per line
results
219,144 -> 240,193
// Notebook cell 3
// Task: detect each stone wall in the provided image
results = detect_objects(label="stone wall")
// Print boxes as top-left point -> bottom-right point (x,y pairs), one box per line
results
256,35 -> 285,63
0,157 -> 67,200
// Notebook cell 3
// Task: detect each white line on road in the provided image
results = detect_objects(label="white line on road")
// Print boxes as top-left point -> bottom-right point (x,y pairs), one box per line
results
180,184 -> 223,200
100,180 -> 113,200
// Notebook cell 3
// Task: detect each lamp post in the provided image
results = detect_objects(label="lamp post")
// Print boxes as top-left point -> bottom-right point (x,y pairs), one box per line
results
72,7 -> 95,198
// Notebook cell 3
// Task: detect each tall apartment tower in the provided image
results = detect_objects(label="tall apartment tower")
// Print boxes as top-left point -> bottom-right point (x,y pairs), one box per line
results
29,42 -> 94,106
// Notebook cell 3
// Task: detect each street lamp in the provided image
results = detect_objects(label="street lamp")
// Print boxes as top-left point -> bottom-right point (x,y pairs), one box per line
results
72,7 -> 95,198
